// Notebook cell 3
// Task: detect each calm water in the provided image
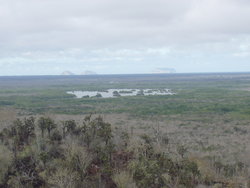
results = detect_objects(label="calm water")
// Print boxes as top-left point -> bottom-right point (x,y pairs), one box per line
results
67,89 -> 175,98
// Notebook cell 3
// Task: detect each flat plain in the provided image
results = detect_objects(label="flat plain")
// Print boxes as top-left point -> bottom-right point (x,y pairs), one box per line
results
0,73 -> 250,187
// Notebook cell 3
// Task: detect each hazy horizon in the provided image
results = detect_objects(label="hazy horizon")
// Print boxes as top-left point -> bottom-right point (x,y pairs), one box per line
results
1,0 -> 250,76
1,71 -> 250,77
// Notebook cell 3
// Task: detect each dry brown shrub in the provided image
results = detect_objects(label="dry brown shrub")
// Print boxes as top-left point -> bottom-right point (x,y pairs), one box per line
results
112,170 -> 137,188
188,155 -> 217,184
48,167 -> 79,188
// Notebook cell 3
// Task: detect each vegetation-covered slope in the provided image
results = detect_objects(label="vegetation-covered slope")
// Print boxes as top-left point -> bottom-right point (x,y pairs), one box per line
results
0,115 -> 249,188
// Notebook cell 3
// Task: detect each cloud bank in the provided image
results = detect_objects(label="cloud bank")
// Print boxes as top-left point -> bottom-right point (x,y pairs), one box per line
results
0,0 -> 250,75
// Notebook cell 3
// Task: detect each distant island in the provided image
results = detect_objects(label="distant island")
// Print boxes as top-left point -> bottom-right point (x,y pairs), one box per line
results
61,71 -> 75,75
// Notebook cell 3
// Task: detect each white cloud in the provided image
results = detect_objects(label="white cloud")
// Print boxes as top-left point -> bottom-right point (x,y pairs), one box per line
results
0,0 -> 250,75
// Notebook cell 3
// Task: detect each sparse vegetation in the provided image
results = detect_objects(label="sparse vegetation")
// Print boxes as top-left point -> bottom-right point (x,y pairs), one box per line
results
0,73 -> 250,187
0,114 -> 249,187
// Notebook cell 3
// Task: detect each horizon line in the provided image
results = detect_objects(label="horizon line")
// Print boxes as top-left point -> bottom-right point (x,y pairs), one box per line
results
1,71 -> 250,77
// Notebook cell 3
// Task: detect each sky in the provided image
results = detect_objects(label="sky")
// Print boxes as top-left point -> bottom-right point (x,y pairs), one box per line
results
0,0 -> 250,75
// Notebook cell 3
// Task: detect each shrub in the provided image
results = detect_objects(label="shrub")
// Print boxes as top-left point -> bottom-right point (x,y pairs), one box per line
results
113,171 -> 136,188
48,167 -> 80,188
0,144 -> 13,185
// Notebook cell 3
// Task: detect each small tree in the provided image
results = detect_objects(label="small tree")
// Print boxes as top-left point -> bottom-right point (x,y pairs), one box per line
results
23,116 -> 36,144
63,120 -> 77,137
38,117 -> 47,138
97,121 -> 113,145
8,117 -> 36,149
177,145 -> 187,158
96,93 -> 102,98
46,118 -> 56,138
113,91 -> 121,97
121,131 -> 129,148
136,90 -> 144,96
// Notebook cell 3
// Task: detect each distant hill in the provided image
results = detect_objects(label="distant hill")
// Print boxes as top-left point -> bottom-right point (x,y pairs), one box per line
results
80,71 -> 97,75
61,71 -> 75,75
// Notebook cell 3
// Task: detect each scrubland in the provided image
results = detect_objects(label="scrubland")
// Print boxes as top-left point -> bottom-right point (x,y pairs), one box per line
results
0,73 -> 250,187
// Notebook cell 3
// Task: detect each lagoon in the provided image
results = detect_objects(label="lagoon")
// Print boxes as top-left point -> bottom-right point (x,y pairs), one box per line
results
67,89 -> 175,98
